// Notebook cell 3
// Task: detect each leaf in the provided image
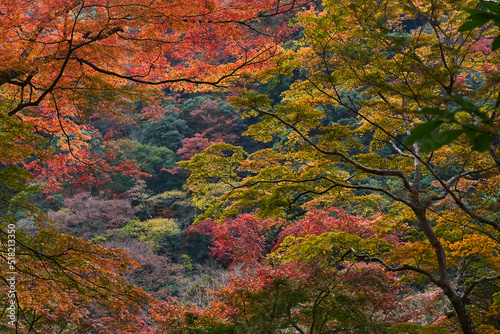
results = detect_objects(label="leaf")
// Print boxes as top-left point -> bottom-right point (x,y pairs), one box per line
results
492,34 -> 500,51
406,120 -> 443,145
467,11 -> 499,22
453,95 -> 479,113
476,111 -> 492,124
481,2 -> 500,15
465,8 -> 493,16
458,18 -> 491,32
472,133 -> 494,152
463,128 -> 478,140
419,130 -> 463,152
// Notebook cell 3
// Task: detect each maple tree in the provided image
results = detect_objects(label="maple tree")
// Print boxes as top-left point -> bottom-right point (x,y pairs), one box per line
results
203,208 -> 404,268
0,0 -> 309,194
150,211 -> 420,333
408,1 -> 500,153
0,0 -> 304,116
0,0 -> 312,332
182,0 -> 500,333
0,223 -> 152,333
176,98 -> 242,159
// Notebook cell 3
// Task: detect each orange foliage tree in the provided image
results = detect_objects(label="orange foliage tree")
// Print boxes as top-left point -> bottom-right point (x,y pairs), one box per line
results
0,0 -> 309,332
0,0 -> 308,193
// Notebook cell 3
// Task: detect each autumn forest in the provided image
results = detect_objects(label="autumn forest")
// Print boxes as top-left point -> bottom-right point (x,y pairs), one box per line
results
1,0 -> 500,333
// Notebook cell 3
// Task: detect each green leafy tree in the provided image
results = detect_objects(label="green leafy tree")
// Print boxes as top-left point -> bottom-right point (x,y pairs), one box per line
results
142,110 -> 192,151
114,140 -> 181,193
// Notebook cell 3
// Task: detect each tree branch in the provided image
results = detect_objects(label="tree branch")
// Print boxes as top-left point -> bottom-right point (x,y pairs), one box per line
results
344,247 -> 440,286
75,44 -> 277,87
463,275 -> 500,300
251,106 -> 414,190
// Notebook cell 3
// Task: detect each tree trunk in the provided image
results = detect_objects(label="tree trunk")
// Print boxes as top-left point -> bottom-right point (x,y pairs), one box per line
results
412,205 -> 475,334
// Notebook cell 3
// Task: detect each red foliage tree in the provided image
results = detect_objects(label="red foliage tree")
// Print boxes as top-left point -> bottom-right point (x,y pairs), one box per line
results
209,213 -> 276,266
177,100 -> 241,159
277,207 -> 404,247
207,209 -> 404,267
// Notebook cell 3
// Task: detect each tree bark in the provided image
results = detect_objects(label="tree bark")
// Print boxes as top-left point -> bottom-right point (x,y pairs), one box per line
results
412,205 -> 475,334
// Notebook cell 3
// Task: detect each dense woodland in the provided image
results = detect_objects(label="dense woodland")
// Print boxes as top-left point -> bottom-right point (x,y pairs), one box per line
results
1,0 -> 500,333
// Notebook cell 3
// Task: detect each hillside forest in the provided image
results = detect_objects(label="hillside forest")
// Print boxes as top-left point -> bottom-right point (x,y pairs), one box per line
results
1,0 -> 500,333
